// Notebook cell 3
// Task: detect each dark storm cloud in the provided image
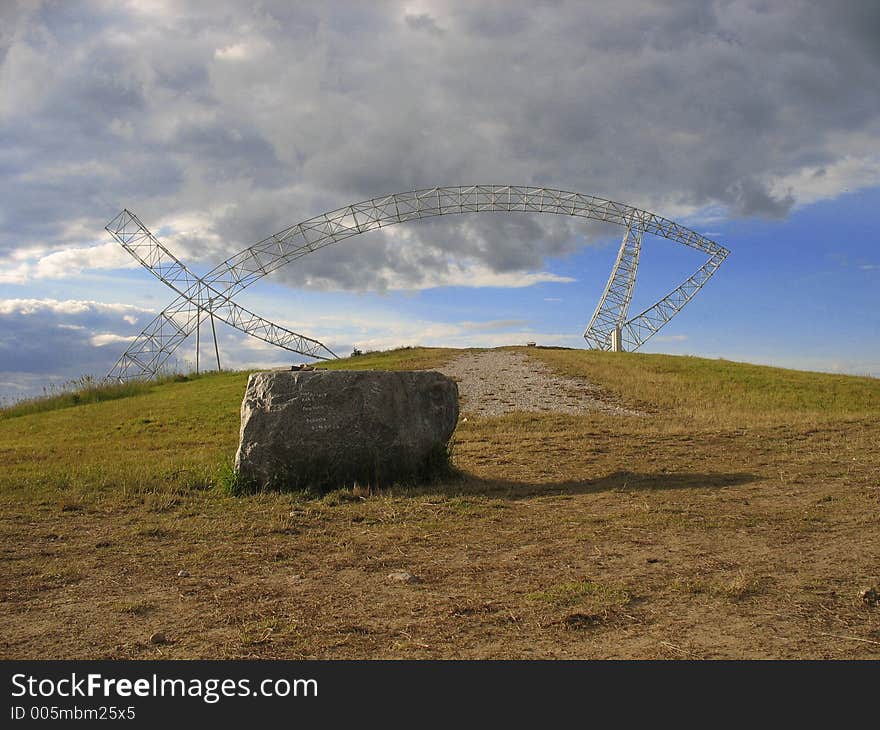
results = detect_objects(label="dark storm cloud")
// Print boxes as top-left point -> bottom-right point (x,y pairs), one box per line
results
0,299 -> 153,379
2,0 -> 880,289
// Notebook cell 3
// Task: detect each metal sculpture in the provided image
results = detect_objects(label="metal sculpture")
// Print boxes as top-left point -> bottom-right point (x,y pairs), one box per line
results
583,219 -> 643,350
105,210 -> 339,378
106,186 -> 729,380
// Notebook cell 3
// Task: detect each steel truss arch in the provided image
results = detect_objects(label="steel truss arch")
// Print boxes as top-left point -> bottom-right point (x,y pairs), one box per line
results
105,209 -> 337,380
109,186 -> 729,380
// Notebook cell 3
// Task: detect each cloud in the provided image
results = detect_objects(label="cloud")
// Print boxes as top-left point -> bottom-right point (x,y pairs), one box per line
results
257,212 -> 594,292
405,13 -> 445,36
297,259 -> 575,292
33,242 -> 138,279
89,333 -> 138,347
3,2 -> 880,395
0,293 -> 579,400
0,372 -> 69,405
2,1 -> 880,293
214,40 -> 271,62
0,298 -> 151,317
0,260 -> 32,284
0,299 -> 156,394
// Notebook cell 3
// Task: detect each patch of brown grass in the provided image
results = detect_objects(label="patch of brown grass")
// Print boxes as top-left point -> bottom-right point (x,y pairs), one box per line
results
1,347 -> 878,659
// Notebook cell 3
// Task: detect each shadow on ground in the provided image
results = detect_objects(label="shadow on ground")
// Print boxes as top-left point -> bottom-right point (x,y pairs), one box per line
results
408,469 -> 760,501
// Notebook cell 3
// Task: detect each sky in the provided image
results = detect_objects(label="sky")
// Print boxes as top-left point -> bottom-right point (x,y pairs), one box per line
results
1,0 -> 879,402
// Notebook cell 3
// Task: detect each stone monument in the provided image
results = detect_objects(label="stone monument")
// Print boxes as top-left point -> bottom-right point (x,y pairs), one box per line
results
235,369 -> 459,490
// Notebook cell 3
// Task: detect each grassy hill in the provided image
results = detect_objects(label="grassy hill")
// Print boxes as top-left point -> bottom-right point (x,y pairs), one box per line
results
1,347 -> 878,659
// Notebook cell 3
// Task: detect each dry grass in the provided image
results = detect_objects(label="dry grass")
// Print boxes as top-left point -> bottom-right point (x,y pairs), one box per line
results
1,346 -> 878,659
527,347 -> 880,426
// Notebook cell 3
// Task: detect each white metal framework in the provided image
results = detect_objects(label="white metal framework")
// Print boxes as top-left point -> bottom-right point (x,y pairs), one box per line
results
106,186 -> 729,380
105,210 -> 337,379
583,220 -> 643,350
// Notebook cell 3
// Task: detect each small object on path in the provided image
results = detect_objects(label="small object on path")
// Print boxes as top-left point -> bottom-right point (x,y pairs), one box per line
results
149,632 -> 168,645
860,586 -> 879,607
388,571 -> 421,584
177,569 -> 190,578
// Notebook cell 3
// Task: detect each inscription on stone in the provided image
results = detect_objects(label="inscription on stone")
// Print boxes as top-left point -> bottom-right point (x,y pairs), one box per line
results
297,390 -> 332,431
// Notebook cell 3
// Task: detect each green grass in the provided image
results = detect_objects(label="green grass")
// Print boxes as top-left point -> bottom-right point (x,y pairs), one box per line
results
0,368 -> 248,499
2,376 -> 158,420
1,346 -> 877,503
0,347 -> 459,501
319,345 -> 466,372
526,580 -> 630,621
0,371 -> 239,420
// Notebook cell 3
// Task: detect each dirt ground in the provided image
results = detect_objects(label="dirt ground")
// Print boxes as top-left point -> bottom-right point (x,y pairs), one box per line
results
1,349 -> 878,659
442,349 -> 639,416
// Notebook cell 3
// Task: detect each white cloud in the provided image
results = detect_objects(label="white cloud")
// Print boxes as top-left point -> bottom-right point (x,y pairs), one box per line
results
0,260 -> 33,284
0,210 -> 135,283
0,298 -> 153,317
33,242 -> 138,279
214,39 -> 271,62
0,242 -> 140,283
90,333 -> 137,347
369,262 -> 575,291
769,150 -> 880,209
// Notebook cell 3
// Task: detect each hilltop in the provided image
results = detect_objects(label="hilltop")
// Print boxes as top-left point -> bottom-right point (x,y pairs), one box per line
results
1,346 -> 878,659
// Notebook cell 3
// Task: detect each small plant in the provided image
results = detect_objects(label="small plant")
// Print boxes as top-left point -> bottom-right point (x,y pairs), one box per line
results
527,580 -> 629,612
115,600 -> 157,617
214,458 -> 248,495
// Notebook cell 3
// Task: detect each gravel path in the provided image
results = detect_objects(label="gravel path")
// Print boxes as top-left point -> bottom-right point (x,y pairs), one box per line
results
439,349 -> 640,418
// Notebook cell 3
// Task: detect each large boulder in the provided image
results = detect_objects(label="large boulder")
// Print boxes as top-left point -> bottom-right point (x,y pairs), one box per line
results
234,369 -> 459,490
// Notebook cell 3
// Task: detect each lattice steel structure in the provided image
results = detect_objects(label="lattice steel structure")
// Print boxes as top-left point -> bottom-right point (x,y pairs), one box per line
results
583,220 -> 643,350
105,210 -> 338,379
107,186 -> 729,380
